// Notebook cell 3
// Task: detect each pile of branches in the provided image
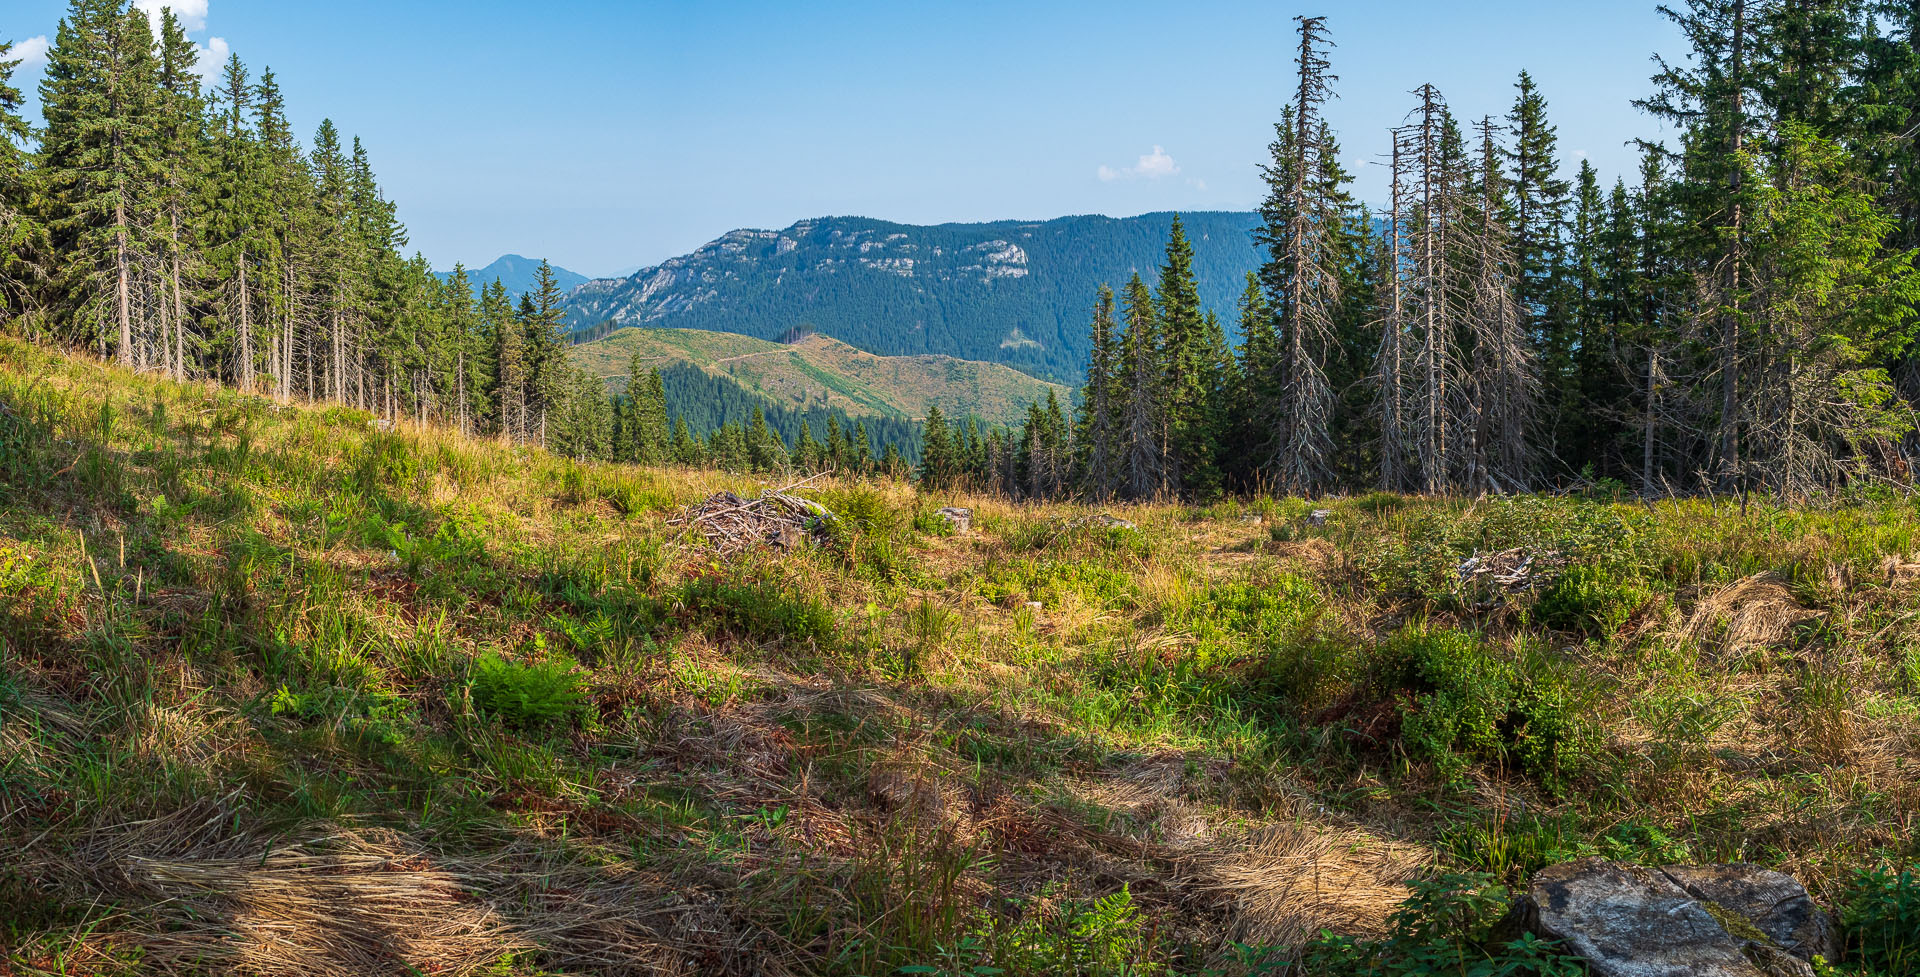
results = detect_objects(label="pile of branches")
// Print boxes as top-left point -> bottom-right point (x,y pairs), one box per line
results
672,473 -> 834,558
1455,547 -> 1568,608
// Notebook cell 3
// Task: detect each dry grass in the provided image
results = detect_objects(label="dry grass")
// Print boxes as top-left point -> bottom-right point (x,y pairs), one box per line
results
1188,820 -> 1431,947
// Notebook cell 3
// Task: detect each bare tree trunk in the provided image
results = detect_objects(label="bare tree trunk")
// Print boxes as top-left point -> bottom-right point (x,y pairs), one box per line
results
1642,347 -> 1660,496
1377,129 -> 1413,492
1414,85 -> 1451,494
457,352 -> 468,435
1717,0 -> 1748,488
239,250 -> 254,392
1273,15 -> 1339,493
115,204 -> 133,367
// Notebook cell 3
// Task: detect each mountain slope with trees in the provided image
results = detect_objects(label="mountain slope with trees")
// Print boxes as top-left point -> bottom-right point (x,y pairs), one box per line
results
560,212 -> 1265,380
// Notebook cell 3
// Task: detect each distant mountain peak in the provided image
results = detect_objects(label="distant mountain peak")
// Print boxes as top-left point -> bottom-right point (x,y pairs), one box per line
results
437,254 -> 589,299
563,212 -> 1262,379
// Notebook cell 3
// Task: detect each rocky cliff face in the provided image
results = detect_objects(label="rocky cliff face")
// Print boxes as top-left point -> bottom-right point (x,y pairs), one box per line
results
561,212 -> 1264,379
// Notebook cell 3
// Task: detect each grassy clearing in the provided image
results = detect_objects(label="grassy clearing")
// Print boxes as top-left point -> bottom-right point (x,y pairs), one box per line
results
2,338 -> 1918,975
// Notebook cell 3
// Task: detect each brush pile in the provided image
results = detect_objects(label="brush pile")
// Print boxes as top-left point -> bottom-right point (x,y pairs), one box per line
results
1456,547 -> 1567,605
673,476 -> 834,558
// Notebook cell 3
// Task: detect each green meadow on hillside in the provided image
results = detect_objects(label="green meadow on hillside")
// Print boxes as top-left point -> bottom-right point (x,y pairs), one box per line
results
2,340 -> 1918,976
567,326 -> 1070,427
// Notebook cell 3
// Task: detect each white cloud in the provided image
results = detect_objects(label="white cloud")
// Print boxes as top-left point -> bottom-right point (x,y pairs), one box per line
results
134,0 -> 209,33
1098,145 -> 1181,182
194,36 -> 229,78
9,35 -> 50,73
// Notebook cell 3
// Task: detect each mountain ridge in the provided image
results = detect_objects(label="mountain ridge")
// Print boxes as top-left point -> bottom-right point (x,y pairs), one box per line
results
561,212 -> 1264,378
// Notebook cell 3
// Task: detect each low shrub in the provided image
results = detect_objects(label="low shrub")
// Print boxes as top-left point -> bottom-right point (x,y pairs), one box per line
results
1386,629 -> 1601,795
679,576 -> 837,648
469,650 -> 586,730
1839,864 -> 1920,975
1534,565 -> 1656,636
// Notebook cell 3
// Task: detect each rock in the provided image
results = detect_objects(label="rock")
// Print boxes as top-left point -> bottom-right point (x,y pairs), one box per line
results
1240,515 -> 1265,525
934,506 -> 972,533
1661,864 -> 1836,964
1513,858 -> 1833,977
1094,514 -> 1135,530
368,417 -> 394,432
1306,509 -> 1332,526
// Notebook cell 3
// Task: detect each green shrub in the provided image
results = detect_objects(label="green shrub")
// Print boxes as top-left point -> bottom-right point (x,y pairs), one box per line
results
824,485 -> 902,536
1387,629 -> 1600,795
900,885 -> 1166,977
911,505 -> 956,537
1534,565 -> 1655,636
1840,865 -> 1920,975
469,651 -> 586,730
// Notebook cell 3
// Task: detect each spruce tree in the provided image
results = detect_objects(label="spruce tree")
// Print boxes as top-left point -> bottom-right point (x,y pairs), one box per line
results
1075,284 -> 1120,500
0,38 -> 45,322
38,0 -> 161,362
1507,71 -> 1572,460
919,405 -> 953,488
1155,216 -> 1211,497
1117,273 -> 1166,499
491,281 -> 527,439
853,421 -> 873,473
745,405 -> 785,472
523,260 -> 569,445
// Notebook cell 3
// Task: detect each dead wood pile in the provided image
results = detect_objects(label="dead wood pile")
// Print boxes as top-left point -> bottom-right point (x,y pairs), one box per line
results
671,474 -> 834,558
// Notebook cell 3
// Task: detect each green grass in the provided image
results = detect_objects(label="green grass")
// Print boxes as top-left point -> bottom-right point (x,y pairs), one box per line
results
2,337 -> 1919,975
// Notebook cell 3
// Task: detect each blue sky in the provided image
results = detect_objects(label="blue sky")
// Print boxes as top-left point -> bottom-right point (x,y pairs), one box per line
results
10,1 -> 1684,278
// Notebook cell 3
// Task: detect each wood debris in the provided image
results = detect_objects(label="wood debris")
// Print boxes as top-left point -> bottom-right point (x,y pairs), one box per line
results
671,473 -> 834,557
1457,546 -> 1565,597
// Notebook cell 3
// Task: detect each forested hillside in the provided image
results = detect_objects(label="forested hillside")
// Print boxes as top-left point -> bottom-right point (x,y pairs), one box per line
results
0,7 -> 908,475
560,212 -> 1264,379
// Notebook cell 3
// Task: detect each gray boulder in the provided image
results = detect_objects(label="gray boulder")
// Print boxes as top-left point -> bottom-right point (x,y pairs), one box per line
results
935,506 -> 972,534
1512,859 -> 1835,977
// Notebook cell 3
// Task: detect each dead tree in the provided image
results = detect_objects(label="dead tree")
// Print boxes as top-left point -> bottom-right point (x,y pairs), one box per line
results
1463,118 -> 1538,492
1261,15 -> 1343,493
1407,84 -> 1461,494
1373,127 -> 1417,492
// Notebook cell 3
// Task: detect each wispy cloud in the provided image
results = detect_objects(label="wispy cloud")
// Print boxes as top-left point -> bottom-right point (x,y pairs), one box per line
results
133,0 -> 209,33
1098,145 -> 1181,182
8,35 -> 50,73
195,36 -> 229,78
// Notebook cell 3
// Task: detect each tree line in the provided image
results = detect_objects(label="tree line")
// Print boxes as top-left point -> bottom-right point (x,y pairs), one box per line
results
930,4 -> 1920,500
0,0 -> 921,474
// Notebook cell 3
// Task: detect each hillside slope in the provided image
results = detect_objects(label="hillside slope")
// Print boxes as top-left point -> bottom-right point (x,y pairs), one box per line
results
561,212 -> 1263,379
567,325 -> 1070,426
4,340 -> 1917,975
